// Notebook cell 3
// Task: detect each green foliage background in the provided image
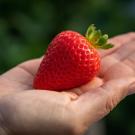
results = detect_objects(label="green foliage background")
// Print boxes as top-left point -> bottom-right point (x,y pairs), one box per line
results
0,0 -> 135,134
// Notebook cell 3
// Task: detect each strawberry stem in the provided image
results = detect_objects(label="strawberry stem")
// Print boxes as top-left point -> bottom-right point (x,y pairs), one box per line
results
85,24 -> 113,49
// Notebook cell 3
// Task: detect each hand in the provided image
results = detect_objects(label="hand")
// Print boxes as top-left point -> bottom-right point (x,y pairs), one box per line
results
0,32 -> 135,135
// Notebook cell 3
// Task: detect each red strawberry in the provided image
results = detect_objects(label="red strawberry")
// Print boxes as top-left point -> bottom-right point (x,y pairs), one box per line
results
33,24 -> 113,91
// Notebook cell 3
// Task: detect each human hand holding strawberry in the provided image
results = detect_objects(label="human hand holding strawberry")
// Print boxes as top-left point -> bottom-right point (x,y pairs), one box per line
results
0,32 -> 135,135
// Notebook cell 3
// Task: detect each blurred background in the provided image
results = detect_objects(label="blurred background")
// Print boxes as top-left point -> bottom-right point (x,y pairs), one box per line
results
0,0 -> 135,135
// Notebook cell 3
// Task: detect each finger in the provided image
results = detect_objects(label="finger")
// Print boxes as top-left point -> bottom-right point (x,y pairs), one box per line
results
99,39 -> 135,78
73,77 -> 135,124
100,57 -> 134,80
124,53 -> 135,71
0,58 -> 43,92
2,57 -> 42,79
99,55 -> 119,77
18,57 -> 43,76
99,32 -> 135,57
110,40 -> 135,61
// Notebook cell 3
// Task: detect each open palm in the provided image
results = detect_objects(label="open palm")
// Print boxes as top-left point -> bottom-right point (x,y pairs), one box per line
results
0,33 -> 135,135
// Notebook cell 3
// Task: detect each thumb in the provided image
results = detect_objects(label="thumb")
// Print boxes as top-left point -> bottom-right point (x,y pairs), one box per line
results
73,77 -> 135,125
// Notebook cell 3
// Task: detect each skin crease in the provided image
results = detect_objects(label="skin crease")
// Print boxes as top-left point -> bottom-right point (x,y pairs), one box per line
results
0,33 -> 135,135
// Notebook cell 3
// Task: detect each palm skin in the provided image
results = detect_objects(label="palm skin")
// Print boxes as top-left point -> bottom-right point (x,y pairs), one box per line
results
0,33 -> 135,135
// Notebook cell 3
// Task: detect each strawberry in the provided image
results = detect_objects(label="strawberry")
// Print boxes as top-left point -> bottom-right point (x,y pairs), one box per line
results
33,24 -> 113,91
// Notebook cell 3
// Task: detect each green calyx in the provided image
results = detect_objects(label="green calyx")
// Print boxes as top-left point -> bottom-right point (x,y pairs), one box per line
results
85,24 -> 113,49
